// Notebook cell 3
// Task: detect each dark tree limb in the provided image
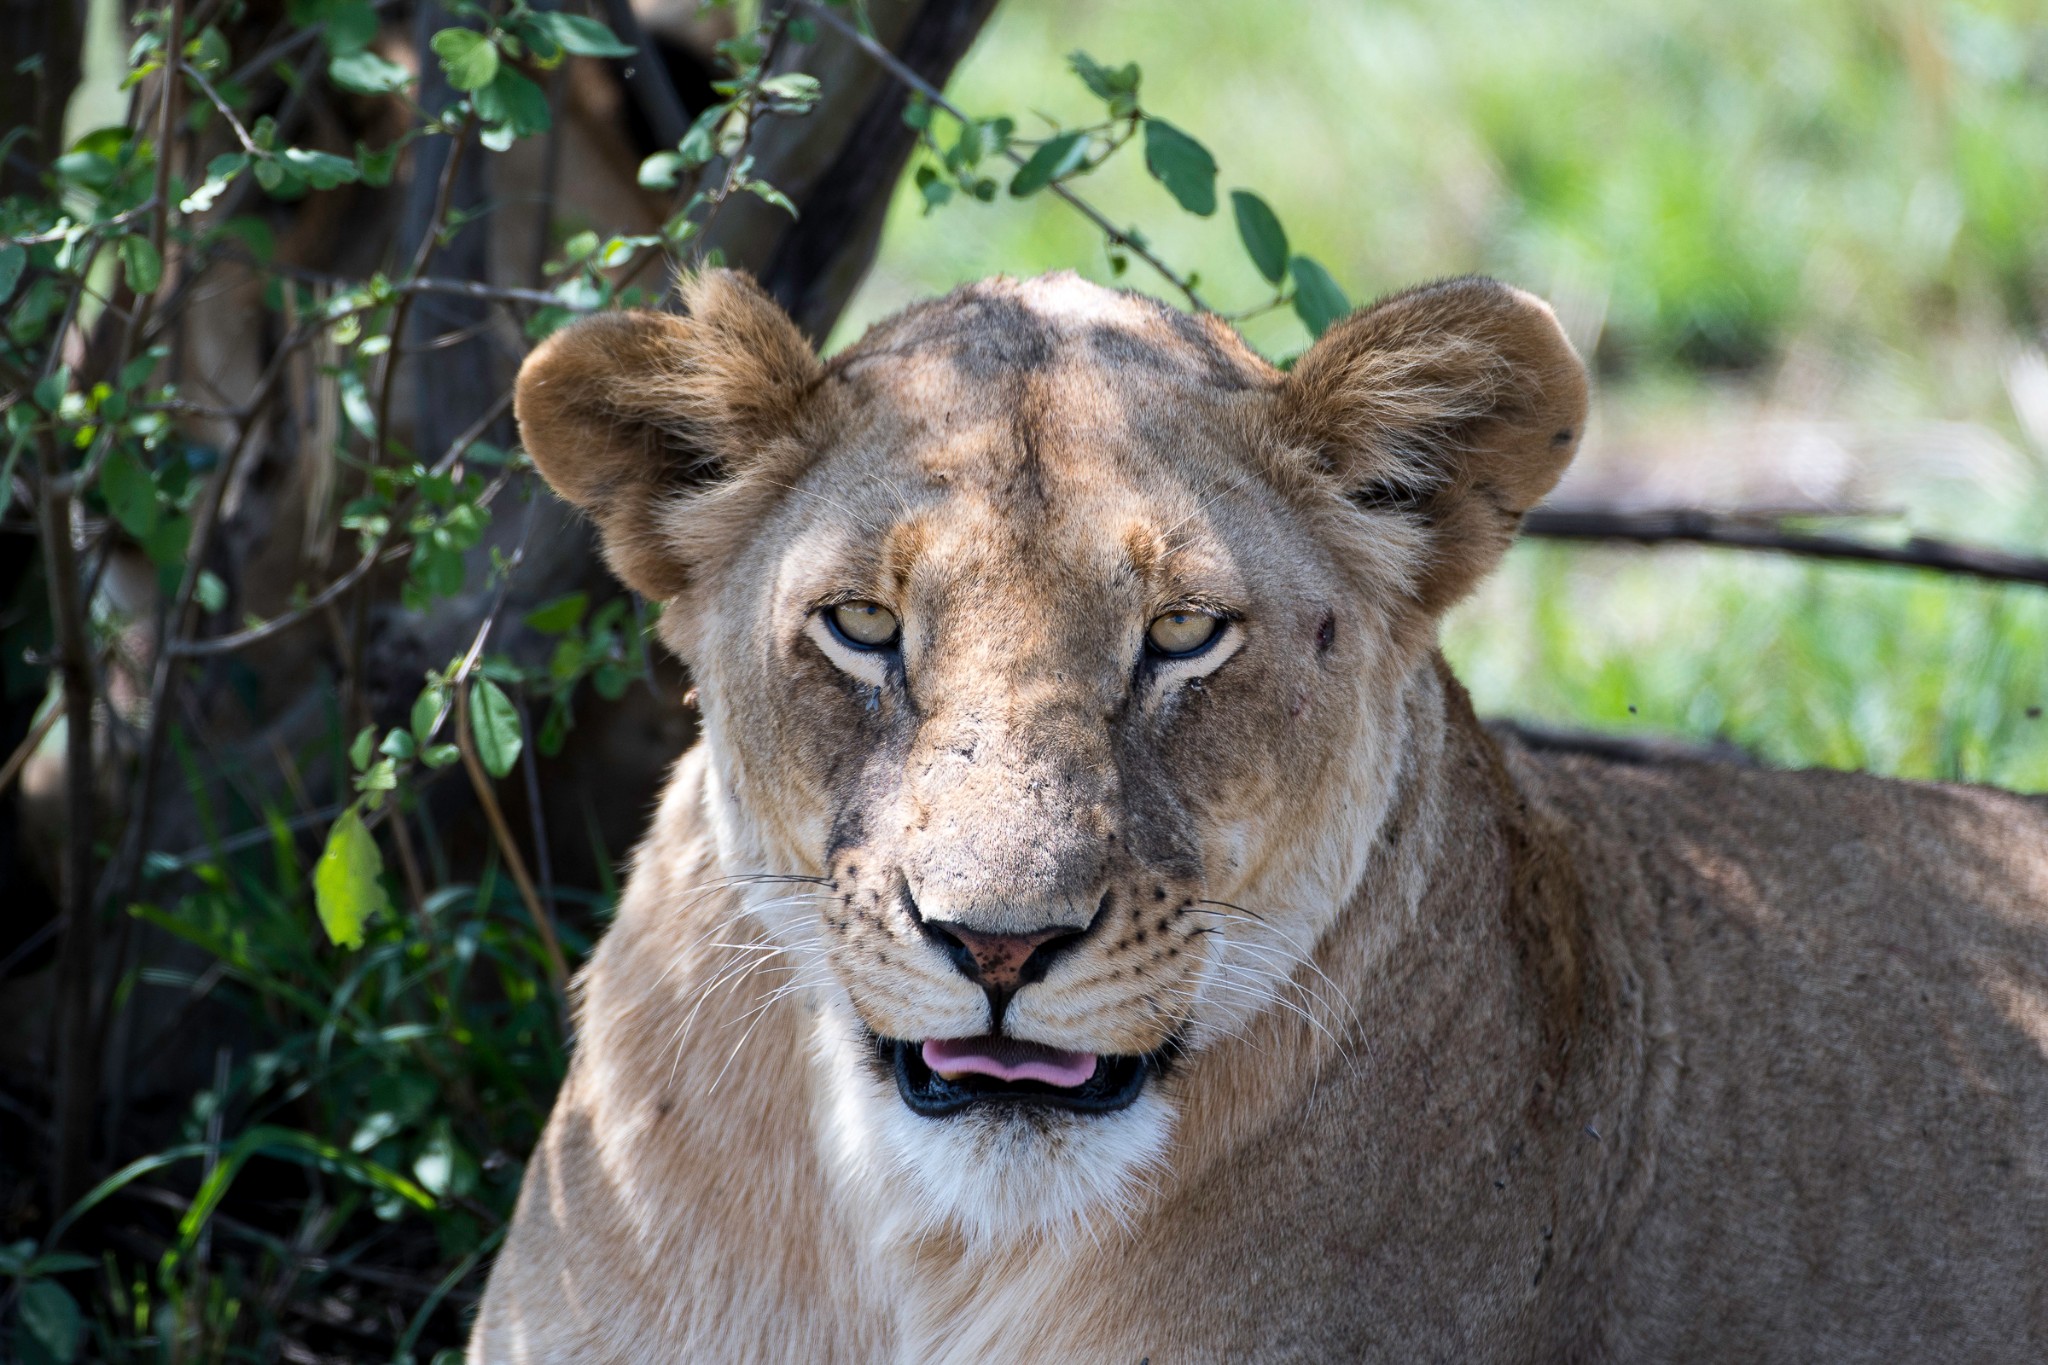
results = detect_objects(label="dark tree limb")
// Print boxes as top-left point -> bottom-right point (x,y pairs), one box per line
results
755,0 -> 1002,338
1489,720 -> 1758,770
0,0 -> 83,200
1521,507 -> 2048,590
598,0 -> 692,151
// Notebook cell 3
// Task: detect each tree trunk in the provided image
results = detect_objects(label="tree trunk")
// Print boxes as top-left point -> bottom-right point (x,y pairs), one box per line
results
5,0 -> 1003,1197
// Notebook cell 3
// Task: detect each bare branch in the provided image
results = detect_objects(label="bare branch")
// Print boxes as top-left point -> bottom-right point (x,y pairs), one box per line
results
1521,506 -> 2048,590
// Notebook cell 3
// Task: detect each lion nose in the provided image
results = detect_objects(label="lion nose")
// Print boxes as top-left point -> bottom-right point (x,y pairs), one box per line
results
919,920 -> 1087,994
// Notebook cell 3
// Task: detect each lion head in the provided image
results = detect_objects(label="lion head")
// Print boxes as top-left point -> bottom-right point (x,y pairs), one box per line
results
514,269 -> 1586,1240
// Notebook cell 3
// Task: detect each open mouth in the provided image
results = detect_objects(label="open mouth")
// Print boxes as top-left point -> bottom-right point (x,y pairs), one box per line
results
882,1035 -> 1153,1117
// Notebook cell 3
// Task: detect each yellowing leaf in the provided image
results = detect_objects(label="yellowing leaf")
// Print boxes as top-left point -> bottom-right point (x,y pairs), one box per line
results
312,805 -> 388,950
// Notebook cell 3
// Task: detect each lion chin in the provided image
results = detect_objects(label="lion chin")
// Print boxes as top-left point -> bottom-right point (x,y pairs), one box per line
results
813,1009 -> 1178,1249
467,269 -> 2048,1365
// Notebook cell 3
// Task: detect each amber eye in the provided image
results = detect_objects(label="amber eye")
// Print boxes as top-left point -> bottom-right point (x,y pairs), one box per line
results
1146,610 -> 1221,657
828,601 -> 900,649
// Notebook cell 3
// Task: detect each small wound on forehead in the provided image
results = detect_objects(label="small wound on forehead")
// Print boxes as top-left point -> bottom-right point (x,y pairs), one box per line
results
883,518 -> 928,594
1123,524 -> 1166,582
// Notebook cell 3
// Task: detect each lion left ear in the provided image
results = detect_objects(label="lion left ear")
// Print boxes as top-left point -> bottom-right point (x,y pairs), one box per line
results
514,270 -> 821,600
1276,277 -> 1588,615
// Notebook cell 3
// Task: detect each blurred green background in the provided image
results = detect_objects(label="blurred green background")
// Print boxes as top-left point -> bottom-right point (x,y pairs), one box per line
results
850,0 -> 2048,789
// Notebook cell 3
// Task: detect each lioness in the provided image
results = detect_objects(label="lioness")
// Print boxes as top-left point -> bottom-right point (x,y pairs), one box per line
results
471,271 -> 2048,1362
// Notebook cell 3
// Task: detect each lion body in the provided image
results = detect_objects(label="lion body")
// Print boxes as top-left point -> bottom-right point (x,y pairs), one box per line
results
472,272 -> 2048,1361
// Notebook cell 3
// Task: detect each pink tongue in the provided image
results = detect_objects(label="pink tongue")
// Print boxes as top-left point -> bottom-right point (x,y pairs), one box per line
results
923,1036 -> 1099,1088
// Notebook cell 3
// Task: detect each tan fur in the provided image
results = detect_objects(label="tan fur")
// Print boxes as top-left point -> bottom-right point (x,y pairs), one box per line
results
473,271 -> 2048,1362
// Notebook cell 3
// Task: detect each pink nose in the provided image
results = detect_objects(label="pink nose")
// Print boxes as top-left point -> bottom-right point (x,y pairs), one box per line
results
925,923 -> 1076,992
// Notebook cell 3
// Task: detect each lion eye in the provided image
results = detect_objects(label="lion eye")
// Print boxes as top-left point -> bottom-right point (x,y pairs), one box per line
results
829,601 -> 900,649
1146,611 -> 1221,657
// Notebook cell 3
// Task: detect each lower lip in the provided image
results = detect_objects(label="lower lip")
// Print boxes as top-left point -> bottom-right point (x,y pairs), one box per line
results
886,1037 -> 1152,1117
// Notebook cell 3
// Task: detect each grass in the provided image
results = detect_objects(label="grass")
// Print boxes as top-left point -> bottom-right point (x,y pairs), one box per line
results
1447,544 -> 2048,790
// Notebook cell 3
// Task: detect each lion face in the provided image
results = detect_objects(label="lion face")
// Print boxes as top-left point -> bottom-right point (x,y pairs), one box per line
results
515,271 -> 1585,1240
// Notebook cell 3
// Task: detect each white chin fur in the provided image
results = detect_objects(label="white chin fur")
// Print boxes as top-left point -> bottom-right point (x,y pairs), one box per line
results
813,1009 -> 1175,1250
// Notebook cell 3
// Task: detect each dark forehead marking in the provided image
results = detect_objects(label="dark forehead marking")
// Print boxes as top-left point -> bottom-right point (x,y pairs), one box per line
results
931,294 -> 1056,380
1159,308 -> 1268,391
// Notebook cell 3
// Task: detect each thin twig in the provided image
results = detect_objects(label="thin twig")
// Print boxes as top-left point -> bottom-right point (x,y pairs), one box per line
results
180,60 -> 262,157
0,700 -> 62,798
1521,506 -> 2048,590
94,315 -> 315,917
515,694 -> 555,926
170,387 -> 514,657
5,199 -> 160,246
795,0 -> 1213,313
455,683 -> 568,1005
257,260 -> 590,311
36,423 -> 102,1209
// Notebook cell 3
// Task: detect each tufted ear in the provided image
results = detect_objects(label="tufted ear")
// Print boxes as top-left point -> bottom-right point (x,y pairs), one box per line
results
1276,277 -> 1588,616
513,269 -> 822,600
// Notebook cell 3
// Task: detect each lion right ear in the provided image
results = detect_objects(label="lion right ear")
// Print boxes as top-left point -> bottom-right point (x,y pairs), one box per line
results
514,270 -> 822,600
1275,277 -> 1588,617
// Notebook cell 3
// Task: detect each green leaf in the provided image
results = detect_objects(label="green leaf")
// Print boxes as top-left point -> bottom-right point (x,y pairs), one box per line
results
18,1279 -> 83,1363
413,1119 -> 479,1199
357,141 -> 397,187
329,48 -> 412,95
475,67 -> 551,138
430,28 -> 499,92
23,1253 -> 95,1276
676,103 -> 724,167
638,150 -> 684,190
915,164 -> 953,213
1231,190 -> 1289,286
179,151 -> 247,213
1068,51 -> 1140,115
280,147 -> 360,189
99,448 -> 158,538
758,72 -> 821,110
187,24 -> 233,76
532,12 -> 636,59
140,512 -> 190,567
1008,131 -> 1087,197
349,724 -> 376,771
312,805 -> 388,950
468,677 -> 523,779
195,569 -> 227,614
116,235 -> 162,294
745,179 -> 797,217
322,0 -> 379,56
1142,118 -> 1217,216
410,682 -> 446,742
1289,255 -> 1351,338
523,592 -> 588,635
53,150 -> 117,190
0,244 -> 25,305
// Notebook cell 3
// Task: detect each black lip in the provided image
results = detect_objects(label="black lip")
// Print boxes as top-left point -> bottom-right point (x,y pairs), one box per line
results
882,1036 -> 1153,1118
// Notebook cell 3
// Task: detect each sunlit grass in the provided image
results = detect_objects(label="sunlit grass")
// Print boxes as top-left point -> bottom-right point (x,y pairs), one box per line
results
1446,542 -> 2048,791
